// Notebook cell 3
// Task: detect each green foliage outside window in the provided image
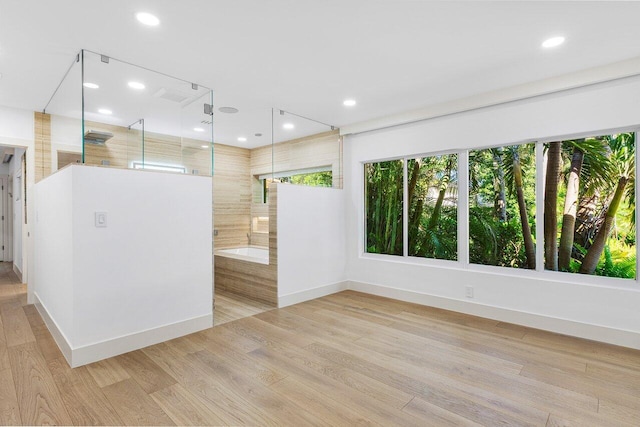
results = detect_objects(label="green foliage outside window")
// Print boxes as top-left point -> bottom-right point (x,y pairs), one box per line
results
544,133 -> 635,279
408,155 -> 458,260
365,160 -> 404,255
363,132 -> 637,280
469,143 -> 536,269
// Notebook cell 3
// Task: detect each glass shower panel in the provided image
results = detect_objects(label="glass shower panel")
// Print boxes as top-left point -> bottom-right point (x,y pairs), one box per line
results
42,52 -> 82,179
271,109 -> 341,189
180,89 -> 214,176
127,119 -> 144,167
82,50 -> 213,174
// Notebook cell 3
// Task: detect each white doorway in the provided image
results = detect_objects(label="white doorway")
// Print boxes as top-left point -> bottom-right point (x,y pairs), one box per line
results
0,144 -> 26,282
0,175 -> 12,261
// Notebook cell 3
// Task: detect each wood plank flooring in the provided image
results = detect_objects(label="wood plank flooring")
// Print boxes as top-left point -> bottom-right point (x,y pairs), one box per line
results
213,289 -> 274,325
1,263 -> 640,425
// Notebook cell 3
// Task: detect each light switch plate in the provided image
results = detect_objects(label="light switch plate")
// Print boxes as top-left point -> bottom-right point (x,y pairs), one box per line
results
95,212 -> 107,228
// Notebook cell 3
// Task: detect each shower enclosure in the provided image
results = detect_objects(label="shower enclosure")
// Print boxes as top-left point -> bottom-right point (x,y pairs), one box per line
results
37,49 -> 213,180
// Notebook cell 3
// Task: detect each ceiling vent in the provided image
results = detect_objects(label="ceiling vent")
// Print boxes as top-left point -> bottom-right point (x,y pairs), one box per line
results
153,87 -> 194,104
84,130 -> 113,145
2,148 -> 14,163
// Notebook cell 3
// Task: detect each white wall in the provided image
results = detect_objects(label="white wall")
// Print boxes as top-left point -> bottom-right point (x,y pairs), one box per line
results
34,165 -> 213,366
277,184 -> 346,306
33,166 -> 74,339
344,75 -> 640,349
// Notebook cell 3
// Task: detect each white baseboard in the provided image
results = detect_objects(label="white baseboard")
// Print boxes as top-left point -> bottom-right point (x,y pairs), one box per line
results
346,281 -> 640,351
278,281 -> 349,308
34,293 -> 74,364
13,263 -> 22,282
34,292 -> 213,367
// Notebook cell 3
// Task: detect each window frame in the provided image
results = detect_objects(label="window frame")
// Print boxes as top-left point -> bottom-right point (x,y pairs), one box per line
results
360,127 -> 640,290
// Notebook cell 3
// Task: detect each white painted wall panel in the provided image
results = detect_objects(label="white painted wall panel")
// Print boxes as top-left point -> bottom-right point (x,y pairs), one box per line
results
33,165 -> 213,363
277,184 -> 346,304
344,75 -> 640,347
33,166 -> 74,343
71,166 -> 213,348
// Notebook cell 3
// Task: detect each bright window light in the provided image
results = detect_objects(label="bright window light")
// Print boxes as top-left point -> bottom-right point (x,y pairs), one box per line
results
133,162 -> 185,173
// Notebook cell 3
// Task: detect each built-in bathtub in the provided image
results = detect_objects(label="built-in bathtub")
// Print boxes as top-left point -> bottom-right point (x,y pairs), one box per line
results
214,246 -> 276,306
215,246 -> 268,265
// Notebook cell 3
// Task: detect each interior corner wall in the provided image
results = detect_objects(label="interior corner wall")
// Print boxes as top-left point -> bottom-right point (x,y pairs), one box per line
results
277,184 -> 346,306
344,75 -> 640,349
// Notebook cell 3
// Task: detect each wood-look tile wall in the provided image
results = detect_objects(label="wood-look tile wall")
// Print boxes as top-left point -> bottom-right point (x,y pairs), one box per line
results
250,129 -> 343,188
213,144 -> 252,249
82,121 -> 212,176
213,184 -> 279,306
214,130 -> 343,250
34,112 -> 52,183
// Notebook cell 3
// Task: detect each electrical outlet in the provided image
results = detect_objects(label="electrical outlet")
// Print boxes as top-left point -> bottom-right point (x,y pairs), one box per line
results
465,286 -> 474,298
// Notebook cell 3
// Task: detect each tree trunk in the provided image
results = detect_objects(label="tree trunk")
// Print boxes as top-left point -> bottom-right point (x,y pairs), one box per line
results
427,159 -> 453,230
558,148 -> 584,270
544,142 -> 562,270
579,176 -> 628,274
513,152 -> 536,269
492,148 -> 507,222
428,187 -> 446,230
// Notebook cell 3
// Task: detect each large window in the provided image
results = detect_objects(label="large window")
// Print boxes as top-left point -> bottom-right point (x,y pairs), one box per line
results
469,143 -> 536,269
408,155 -> 458,260
365,160 -> 404,256
365,154 -> 458,260
363,131 -> 637,282
543,133 -> 636,279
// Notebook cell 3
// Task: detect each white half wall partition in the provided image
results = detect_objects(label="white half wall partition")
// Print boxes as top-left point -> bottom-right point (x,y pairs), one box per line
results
276,184 -> 347,307
33,165 -> 213,366
344,74 -> 640,350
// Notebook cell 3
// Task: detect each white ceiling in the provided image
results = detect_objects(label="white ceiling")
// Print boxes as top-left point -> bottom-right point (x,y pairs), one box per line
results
2,1 -> 640,148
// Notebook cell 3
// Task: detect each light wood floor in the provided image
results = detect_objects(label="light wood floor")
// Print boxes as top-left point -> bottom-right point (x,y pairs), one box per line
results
213,290 -> 275,325
1,267 -> 640,425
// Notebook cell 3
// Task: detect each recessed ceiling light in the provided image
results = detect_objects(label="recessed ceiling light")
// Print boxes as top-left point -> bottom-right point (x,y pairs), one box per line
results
283,123 -> 294,130
194,127 -> 205,132
83,82 -> 99,89
343,99 -> 357,107
201,145 -> 209,149
542,36 -> 565,48
136,12 -> 160,26
128,81 -> 145,90
237,137 -> 247,142
219,106 -> 239,114
98,108 -> 112,115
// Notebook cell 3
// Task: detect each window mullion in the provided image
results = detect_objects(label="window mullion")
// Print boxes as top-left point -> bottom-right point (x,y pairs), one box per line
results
535,142 -> 545,272
458,151 -> 469,267
403,158 -> 408,257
